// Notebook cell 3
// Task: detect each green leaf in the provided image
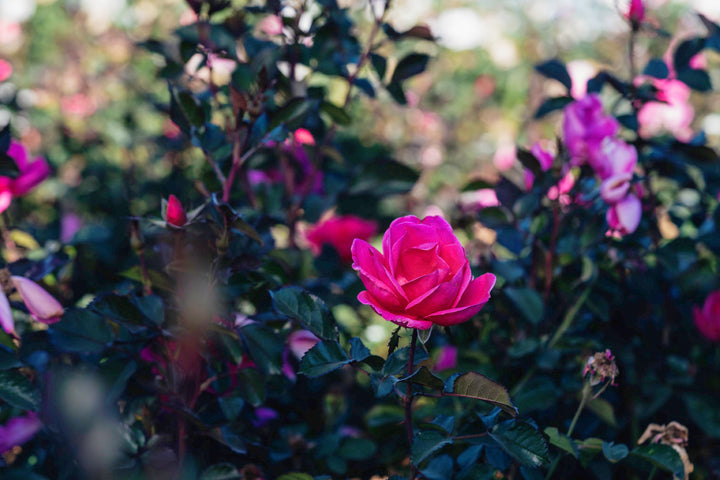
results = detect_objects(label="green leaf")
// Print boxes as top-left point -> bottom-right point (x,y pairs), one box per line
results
535,59 -> 572,92
445,372 -> 518,416
320,102 -> 351,125
516,148 -> 542,178
420,455 -> 453,480
383,346 -> 429,376
628,444 -> 685,479
277,474 -> 313,480
643,59 -> 669,79
543,427 -> 578,458
49,309 -> 114,354
236,367 -> 266,406
370,53 -> 387,81
200,463 -> 242,480
534,96 -> 573,119
682,393 -> 720,438
239,324 -> 284,375
673,37 -> 705,71
586,397 -> 617,427
349,337 -> 371,362
386,81 -> 407,104
271,287 -> 338,341
269,98 -> 317,130
391,53 -> 430,83
339,438 -> 377,461
602,442 -> 629,462
677,68 -> 712,91
0,370 -> 40,411
90,294 -> 162,332
397,366 -> 445,391
299,340 -> 350,377
504,287 -> 544,324
489,420 -> 550,467
411,430 -> 452,465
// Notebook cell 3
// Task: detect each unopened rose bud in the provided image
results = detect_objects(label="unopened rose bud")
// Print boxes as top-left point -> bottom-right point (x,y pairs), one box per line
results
10,276 -> 64,324
166,195 -> 187,227
626,0 -> 645,25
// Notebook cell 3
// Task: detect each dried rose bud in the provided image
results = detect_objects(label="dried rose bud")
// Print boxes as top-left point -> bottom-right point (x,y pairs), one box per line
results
638,422 -> 693,480
583,349 -> 619,386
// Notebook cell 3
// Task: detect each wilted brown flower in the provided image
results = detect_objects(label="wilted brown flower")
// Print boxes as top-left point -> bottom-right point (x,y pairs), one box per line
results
638,422 -> 694,480
583,349 -> 619,386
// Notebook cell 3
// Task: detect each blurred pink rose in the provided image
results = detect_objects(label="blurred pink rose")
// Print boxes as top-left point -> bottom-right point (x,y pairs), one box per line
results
0,59 -> 11,82
600,172 -> 633,204
259,15 -> 284,36
306,214 -> 377,263
591,137 -> 637,186
638,78 -> 694,141
60,93 -> 97,118
434,345 -> 458,371
606,193 -> 641,236
626,0 -> 645,23
11,276 -> 64,325
694,290 -> 720,342
0,141 -> 51,213
567,60 -> 597,99
563,95 -> 619,167
251,129 -> 323,194
352,215 -> 496,329
493,142 -> 516,171
459,188 -> 500,211
0,412 -> 42,453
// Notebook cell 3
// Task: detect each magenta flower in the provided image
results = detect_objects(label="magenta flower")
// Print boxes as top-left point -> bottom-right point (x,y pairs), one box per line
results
0,412 -> 42,453
352,215 -> 496,329
563,95 -> 619,167
606,194 -> 642,236
592,138 -> 637,182
165,194 -> 187,227
10,276 -> 64,325
0,141 -> 51,213
638,78 -> 694,142
0,59 -> 11,82
626,0 -> 645,24
305,215 -> 378,263
434,345 -> 458,371
694,290 -> 720,342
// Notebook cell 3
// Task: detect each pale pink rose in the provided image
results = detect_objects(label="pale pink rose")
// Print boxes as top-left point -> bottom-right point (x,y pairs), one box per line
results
0,21 -> 22,47
638,78 -> 694,141
434,345 -> 458,371
258,15 -> 284,36
11,276 -> 64,324
606,193 -> 641,235
493,142 -> 516,171
563,95 -> 619,167
306,215 -> 377,263
352,216 -> 496,329
459,189 -> 500,211
693,290 -> 720,342
600,172 -> 633,204
0,412 -> 42,453
60,93 -> 97,118
591,137 -> 637,181
0,59 -> 11,82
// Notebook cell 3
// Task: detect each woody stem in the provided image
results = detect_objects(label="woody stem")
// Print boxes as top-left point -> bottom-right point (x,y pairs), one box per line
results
405,328 -> 419,480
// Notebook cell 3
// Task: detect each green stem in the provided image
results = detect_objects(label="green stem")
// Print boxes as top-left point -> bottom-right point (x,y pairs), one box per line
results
647,465 -> 657,480
405,328 -> 419,480
545,382 -> 591,480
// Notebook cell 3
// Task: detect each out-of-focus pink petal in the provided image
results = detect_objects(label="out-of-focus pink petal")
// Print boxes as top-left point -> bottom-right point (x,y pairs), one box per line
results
11,157 -> 51,196
600,173 -> 632,204
10,276 -> 64,324
0,289 -> 14,335
0,412 -> 42,453
287,330 -> 320,359
434,345 -> 458,371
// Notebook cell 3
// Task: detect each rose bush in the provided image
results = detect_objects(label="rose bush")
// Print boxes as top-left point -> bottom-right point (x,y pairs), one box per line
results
352,215 -> 495,329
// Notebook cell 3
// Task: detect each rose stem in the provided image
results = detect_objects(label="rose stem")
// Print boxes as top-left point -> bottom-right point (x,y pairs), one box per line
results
405,328 -> 419,479
545,381 -> 591,479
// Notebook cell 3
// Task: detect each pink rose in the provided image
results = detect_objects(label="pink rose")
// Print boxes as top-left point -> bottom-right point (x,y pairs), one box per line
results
626,0 -> 645,23
434,345 -> 458,371
0,141 -> 51,213
524,142 -> 555,191
0,412 -> 42,453
306,214 -> 377,263
591,138 -> 637,181
637,78 -> 694,141
351,215 -> 496,330
606,193 -> 642,236
600,172 -> 633,204
563,95 -> 619,167
459,188 -> 500,212
493,142 -> 516,172
694,290 -> 720,342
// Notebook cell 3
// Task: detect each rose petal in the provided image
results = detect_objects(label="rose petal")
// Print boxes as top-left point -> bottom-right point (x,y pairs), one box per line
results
11,276 -> 64,324
0,289 -> 14,335
351,239 -> 407,303
406,266 -> 467,318
357,291 -> 432,329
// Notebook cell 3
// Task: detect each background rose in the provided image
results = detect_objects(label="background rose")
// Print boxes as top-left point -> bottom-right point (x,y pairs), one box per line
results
351,215 -> 495,329
306,214 -> 377,263
694,290 -> 720,342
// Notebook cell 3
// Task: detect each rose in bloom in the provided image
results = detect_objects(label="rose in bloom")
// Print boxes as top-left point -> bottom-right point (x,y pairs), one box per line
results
606,193 -> 642,236
306,214 -> 377,263
637,78 -> 694,142
165,194 -> 187,227
0,412 -> 42,453
351,215 -> 496,329
563,94 -> 619,167
0,141 -> 51,213
693,290 -> 720,342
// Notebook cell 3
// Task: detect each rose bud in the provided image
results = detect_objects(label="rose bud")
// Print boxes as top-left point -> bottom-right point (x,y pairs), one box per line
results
166,194 -> 187,227
606,193 -> 641,236
351,215 -> 496,329
11,276 -> 64,324
693,290 -> 720,342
